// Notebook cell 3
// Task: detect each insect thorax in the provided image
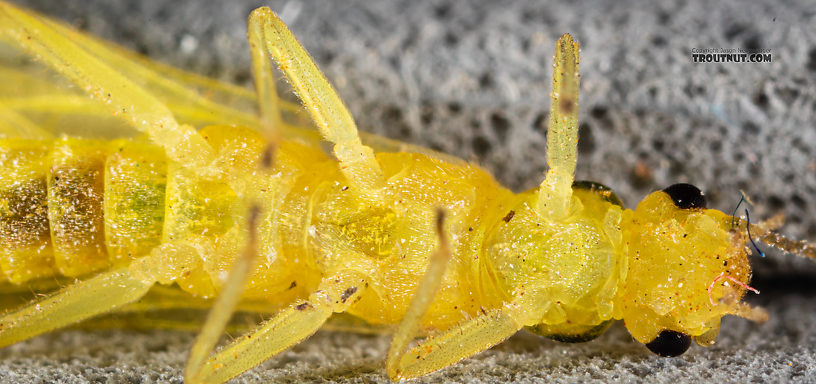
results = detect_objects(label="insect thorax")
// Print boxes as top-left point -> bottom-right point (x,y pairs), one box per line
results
481,185 -> 627,337
304,151 -> 517,328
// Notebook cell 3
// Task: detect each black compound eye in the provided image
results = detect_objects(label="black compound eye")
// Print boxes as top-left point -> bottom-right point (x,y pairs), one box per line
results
645,330 -> 692,357
662,183 -> 707,209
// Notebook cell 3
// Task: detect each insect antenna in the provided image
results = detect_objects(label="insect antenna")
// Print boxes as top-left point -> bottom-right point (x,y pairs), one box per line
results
737,205 -> 815,263
758,231 -> 816,263
739,205 -> 816,262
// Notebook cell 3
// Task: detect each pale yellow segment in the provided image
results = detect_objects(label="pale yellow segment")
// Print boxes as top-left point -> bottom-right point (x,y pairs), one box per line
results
0,2 -> 215,170
249,8 -> 384,196
0,140 -> 56,283
47,138 -> 109,277
538,34 -> 580,220
104,140 -> 168,265
162,165 -> 238,244
159,162 -> 237,298
158,125 -> 271,299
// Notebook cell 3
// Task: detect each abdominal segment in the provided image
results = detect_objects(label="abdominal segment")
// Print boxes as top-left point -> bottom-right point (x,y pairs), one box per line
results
0,138 -> 167,283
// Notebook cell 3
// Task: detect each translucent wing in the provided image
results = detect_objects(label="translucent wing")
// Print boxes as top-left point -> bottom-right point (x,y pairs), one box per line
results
0,6 -> 463,166
0,9 -> 256,139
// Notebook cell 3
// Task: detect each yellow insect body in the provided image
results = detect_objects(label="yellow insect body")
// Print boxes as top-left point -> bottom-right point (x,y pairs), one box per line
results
0,2 -> 811,383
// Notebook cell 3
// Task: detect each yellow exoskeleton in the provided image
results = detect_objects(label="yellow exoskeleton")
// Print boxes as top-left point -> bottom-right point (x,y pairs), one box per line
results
0,3 -> 812,383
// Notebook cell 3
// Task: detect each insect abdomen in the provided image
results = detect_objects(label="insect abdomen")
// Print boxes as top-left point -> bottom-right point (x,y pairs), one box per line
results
0,140 -> 54,283
102,141 -> 167,264
0,138 -> 167,283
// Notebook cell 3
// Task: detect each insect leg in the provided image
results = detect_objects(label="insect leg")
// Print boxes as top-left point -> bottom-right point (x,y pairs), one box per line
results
184,203 -> 263,383
386,209 -> 452,376
386,210 -> 523,380
184,270 -> 367,384
537,34 -> 580,220
0,267 -> 153,348
388,303 -> 524,380
247,10 -> 282,146
247,7 -> 385,198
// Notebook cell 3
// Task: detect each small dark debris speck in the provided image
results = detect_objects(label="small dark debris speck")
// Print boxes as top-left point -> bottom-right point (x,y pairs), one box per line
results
340,287 -> 358,303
